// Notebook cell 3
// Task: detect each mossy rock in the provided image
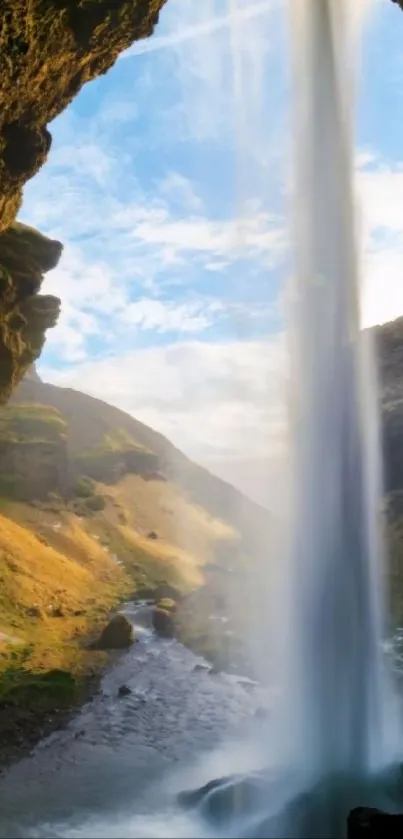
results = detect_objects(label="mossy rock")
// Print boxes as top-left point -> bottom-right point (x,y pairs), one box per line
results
73,476 -> 95,498
94,614 -> 134,650
0,667 -> 77,709
152,607 -> 175,638
85,494 -> 105,512
156,597 -> 177,613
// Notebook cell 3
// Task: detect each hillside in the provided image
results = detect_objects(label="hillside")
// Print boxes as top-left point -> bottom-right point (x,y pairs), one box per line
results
0,368 -> 270,755
2,312 -> 403,744
10,374 -> 270,554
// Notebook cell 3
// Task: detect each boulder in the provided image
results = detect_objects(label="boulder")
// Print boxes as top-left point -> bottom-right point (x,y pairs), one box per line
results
154,583 -> 182,602
178,773 -> 268,826
152,607 -> 174,638
347,807 -> 403,838
156,597 -> 177,613
117,684 -> 132,698
95,614 -> 134,650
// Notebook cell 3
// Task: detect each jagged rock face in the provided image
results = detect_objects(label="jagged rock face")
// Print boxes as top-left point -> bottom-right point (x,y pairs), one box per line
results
0,0 -> 166,403
0,222 -> 61,402
376,317 -> 403,494
0,0 -> 166,232
0,404 -> 69,499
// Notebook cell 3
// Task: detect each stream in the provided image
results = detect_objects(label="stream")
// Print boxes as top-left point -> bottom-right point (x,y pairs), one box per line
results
0,603 -> 270,839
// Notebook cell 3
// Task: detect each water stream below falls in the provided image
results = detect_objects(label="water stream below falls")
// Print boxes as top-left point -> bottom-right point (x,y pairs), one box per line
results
0,603 -> 268,839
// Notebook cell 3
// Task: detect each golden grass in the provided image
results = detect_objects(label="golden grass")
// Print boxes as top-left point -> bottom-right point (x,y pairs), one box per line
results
103,474 -> 237,563
0,470 -> 241,693
0,509 -> 131,677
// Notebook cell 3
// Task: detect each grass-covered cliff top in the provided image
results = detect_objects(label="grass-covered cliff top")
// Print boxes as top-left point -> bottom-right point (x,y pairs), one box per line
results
77,428 -> 153,460
0,403 -> 67,444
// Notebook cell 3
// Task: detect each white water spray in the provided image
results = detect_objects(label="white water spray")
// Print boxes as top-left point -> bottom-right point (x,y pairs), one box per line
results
285,0 -> 386,781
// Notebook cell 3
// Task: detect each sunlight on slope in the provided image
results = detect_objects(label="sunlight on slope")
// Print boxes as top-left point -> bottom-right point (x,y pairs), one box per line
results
0,509 -> 131,674
104,474 -> 238,564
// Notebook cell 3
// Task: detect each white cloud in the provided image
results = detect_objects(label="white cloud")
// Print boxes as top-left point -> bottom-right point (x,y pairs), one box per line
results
121,298 -> 221,333
122,0 -> 278,59
356,155 -> 403,327
157,172 -> 204,213
20,0 -> 403,503
40,337 -> 287,465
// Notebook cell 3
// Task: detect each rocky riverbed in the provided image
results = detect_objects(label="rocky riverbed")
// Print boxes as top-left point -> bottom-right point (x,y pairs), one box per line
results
0,602 -> 270,839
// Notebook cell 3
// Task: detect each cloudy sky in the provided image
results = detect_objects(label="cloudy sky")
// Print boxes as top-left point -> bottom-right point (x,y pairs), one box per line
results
19,0 -> 403,506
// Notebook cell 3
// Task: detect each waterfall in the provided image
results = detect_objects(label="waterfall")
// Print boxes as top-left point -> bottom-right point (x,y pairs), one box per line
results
285,0 -> 386,786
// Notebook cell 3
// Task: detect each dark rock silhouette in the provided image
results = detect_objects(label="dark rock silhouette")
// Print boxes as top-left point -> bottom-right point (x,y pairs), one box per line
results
347,807 -> 403,838
94,615 -> 134,650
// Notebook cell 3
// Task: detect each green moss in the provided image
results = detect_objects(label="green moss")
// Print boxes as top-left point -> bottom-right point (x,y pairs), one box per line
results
0,664 -> 77,710
0,474 -> 18,497
85,494 -> 106,512
0,403 -> 67,443
73,476 -> 95,498
157,597 -> 177,613
78,429 -> 152,460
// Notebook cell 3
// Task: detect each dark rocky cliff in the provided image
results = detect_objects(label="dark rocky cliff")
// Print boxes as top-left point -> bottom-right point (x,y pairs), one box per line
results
376,317 -> 403,495
0,0 -> 166,403
0,403 -> 69,499
0,0 -> 166,232
0,223 -> 61,401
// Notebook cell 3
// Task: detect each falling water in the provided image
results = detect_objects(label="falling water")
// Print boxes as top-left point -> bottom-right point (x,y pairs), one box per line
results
286,0 -> 385,784
0,4 -> 401,839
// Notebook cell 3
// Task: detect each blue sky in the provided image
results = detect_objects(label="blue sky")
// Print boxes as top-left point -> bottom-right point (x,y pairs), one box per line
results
18,0 -> 403,503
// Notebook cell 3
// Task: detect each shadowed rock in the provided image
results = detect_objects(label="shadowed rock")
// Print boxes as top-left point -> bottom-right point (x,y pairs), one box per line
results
152,607 -> 175,638
95,614 -> 134,650
177,773 -> 269,826
0,223 -> 62,401
347,807 -> 403,838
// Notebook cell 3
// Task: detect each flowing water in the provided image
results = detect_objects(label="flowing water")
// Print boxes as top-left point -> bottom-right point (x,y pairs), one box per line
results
285,0 -> 385,777
0,603 -> 268,838
1,2 -> 403,838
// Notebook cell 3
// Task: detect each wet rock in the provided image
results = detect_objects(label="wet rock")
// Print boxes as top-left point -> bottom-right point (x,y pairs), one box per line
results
94,614 -> 134,650
178,773 -> 267,825
193,663 -> 210,673
347,807 -> 403,838
156,597 -> 177,613
117,685 -> 132,698
154,583 -> 182,602
152,607 -> 174,638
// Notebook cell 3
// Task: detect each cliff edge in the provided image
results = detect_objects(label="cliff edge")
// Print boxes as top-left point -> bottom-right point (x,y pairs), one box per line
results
0,0 -> 166,402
